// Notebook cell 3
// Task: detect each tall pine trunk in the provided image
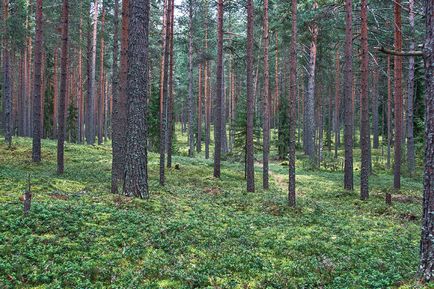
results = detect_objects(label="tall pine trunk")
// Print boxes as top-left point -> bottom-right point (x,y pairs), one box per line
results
406,0 -> 416,174
187,1 -> 194,157
360,0 -> 369,200
3,0 -> 12,147
86,0 -> 98,145
343,0 -> 354,190
123,0 -> 150,198
393,0 -> 403,189
159,0 -> 171,185
372,55 -> 379,149
420,0 -> 433,280
32,0 -> 43,162
262,0 -> 270,189
166,0 -> 175,168
246,0 -> 254,192
57,0 -> 68,174
97,6 -> 105,145
334,49 -> 340,158
110,0 -> 120,192
304,1 -> 318,159
214,0 -> 223,178
288,0 -> 297,206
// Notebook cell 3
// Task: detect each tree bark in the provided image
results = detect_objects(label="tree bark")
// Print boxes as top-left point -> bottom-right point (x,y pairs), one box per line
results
2,0 -> 12,147
406,0 -> 416,174
123,0 -> 150,198
343,0 -> 354,190
86,0 -> 98,145
97,6 -> 105,145
57,0 -> 68,174
197,63 -> 202,152
187,0 -> 194,157
110,0 -> 120,193
305,2 -> 319,160
360,0 -> 369,200
372,55 -> 379,149
334,49 -> 340,158
246,0 -> 254,192
420,0 -> 434,281
393,0 -> 403,190
167,0 -> 175,168
214,0 -> 223,178
288,0 -> 297,206
159,0 -> 171,185
32,0 -> 43,162
262,0 -> 270,189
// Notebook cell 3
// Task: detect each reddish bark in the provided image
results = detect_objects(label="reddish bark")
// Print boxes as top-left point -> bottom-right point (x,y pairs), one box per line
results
393,0 -> 403,189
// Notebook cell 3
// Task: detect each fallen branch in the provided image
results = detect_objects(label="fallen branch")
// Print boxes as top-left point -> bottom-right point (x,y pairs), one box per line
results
375,46 -> 423,57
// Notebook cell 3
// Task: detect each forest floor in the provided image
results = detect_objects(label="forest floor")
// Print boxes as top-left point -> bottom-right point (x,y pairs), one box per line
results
0,134 -> 429,288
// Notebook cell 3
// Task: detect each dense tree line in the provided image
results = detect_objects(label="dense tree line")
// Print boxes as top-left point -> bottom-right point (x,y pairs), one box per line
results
0,0 -> 432,282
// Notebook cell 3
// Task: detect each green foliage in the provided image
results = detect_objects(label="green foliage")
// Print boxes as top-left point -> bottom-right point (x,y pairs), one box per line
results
0,136 -> 428,288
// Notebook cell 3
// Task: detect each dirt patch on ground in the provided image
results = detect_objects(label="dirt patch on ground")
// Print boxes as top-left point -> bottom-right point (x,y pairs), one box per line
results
392,194 -> 422,204
202,187 -> 222,196
49,193 -> 69,200
113,195 -> 133,207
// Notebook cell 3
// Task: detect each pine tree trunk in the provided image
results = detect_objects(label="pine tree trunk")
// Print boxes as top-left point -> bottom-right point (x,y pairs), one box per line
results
166,0 -> 175,168
246,0 -> 255,192
343,0 -> 354,190
86,0 -> 98,145
262,0 -> 270,189
197,63 -> 202,152
123,0 -> 150,198
304,2 -> 318,160
110,0 -> 120,191
420,0 -> 434,280
288,0 -> 297,206
204,4 -> 210,159
187,1 -> 194,157
111,0 -> 129,193
214,0 -> 223,178
387,55 -> 392,170
334,49 -> 340,158
78,2 -> 84,143
393,0 -> 403,189
3,0 -> 12,147
372,55 -> 379,149
360,0 -> 369,200
32,0 -> 42,162
406,0 -> 416,174
57,0 -> 68,174
97,6 -> 105,145
159,0 -> 171,186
